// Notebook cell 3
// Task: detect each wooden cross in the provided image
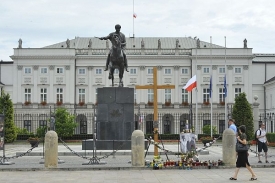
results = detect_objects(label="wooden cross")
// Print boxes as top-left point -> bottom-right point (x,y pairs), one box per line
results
135,67 -> 175,156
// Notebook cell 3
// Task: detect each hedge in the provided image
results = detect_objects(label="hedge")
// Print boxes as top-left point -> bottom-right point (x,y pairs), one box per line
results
267,133 -> 275,143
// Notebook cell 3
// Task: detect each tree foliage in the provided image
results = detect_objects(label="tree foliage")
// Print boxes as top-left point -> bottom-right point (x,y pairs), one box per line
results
0,91 -> 17,142
202,125 -> 217,135
54,108 -> 77,137
232,92 -> 253,140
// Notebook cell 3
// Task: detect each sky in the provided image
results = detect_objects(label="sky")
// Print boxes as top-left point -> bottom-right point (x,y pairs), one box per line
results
1,0 -> 275,61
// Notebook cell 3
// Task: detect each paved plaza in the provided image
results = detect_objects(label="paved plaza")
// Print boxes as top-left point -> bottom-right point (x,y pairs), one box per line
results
1,168 -> 275,183
0,142 -> 275,182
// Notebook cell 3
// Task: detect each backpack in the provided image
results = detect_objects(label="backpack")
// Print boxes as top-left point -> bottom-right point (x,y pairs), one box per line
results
254,129 -> 261,142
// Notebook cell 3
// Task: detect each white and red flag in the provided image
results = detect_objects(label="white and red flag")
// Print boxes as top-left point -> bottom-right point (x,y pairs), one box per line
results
133,13 -> 137,18
183,75 -> 197,92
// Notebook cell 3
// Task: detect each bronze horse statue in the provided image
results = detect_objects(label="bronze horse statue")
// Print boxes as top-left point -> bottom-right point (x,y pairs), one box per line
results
108,34 -> 125,87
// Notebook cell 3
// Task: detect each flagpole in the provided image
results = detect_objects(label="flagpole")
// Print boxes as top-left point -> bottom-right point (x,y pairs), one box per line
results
210,36 -> 213,138
195,45 -> 198,136
224,36 -> 227,126
133,0 -> 135,37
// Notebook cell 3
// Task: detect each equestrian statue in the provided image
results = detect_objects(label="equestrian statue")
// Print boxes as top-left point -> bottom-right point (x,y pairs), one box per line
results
98,24 -> 129,87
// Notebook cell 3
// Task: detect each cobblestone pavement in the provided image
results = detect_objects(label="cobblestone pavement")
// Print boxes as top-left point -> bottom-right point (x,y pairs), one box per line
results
0,168 -> 275,183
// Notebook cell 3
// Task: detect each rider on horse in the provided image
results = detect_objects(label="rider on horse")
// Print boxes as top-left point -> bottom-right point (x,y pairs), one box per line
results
99,24 -> 129,72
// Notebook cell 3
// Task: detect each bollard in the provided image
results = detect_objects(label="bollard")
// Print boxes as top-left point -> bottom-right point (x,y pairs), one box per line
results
131,130 -> 145,167
222,129 -> 236,166
44,131 -> 58,168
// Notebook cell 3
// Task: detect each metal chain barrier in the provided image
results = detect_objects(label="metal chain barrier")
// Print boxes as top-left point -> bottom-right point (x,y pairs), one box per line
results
248,146 -> 275,158
58,137 -> 130,161
0,141 -> 39,163
146,135 -> 222,158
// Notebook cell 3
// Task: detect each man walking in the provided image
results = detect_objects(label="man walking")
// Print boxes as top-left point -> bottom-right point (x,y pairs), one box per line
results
257,122 -> 269,163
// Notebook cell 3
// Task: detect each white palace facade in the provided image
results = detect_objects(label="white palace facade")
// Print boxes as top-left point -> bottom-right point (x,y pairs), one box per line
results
0,37 -> 275,135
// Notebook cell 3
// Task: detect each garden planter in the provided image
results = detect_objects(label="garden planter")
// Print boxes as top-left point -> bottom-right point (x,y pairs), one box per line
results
28,140 -> 39,147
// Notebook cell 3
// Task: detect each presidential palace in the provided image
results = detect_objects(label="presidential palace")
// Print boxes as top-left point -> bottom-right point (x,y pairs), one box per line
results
0,37 -> 274,135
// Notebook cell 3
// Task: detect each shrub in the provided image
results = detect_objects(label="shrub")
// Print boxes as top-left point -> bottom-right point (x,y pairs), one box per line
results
202,125 -> 217,135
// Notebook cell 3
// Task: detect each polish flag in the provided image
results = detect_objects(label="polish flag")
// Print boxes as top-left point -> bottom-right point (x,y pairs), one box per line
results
133,13 -> 137,18
183,75 -> 197,91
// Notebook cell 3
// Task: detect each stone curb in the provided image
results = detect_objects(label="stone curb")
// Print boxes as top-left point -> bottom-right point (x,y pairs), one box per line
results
1,164 -> 275,172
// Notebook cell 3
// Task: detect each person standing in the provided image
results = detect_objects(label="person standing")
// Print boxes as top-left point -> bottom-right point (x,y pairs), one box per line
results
228,119 -> 237,136
230,125 -> 257,181
257,122 -> 269,163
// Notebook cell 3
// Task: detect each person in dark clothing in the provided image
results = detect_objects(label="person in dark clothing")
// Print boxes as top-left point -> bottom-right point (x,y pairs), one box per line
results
230,125 -> 257,181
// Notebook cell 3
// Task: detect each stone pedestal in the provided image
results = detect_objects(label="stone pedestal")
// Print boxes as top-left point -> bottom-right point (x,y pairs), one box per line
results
131,130 -> 145,167
92,87 -> 134,150
222,129 -> 236,166
44,131 -> 58,168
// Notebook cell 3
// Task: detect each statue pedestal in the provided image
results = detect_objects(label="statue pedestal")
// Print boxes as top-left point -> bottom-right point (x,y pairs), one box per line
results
90,87 -> 134,150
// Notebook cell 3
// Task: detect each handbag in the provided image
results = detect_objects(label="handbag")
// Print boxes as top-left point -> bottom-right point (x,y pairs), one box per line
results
236,141 -> 248,152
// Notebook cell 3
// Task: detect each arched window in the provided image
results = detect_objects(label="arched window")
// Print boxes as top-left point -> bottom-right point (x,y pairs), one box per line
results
76,114 -> 87,134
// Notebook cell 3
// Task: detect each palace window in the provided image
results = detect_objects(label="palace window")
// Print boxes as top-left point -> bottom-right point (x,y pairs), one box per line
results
147,68 -> 153,74
78,68 -> 86,75
95,68 -> 102,74
181,89 -> 188,103
164,68 -> 171,74
203,88 -> 210,102
163,116 -> 171,134
130,68 -> 137,74
56,67 -> 64,74
181,68 -> 188,74
40,67 -> 48,74
25,88 -> 31,102
219,88 -> 225,102
234,88 -> 242,98
234,67 -> 242,74
24,120 -> 31,132
79,89 -> 85,103
203,67 -> 210,73
56,88 -> 63,102
39,120 -> 47,128
40,88 -> 47,102
24,67 -> 32,74
148,89 -> 154,102
165,89 -> 171,102
219,67 -> 225,73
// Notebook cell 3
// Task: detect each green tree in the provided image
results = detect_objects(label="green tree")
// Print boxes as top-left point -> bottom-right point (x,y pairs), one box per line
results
232,92 -> 253,140
0,91 -> 17,142
202,125 -> 217,135
54,108 -> 77,137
